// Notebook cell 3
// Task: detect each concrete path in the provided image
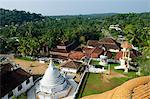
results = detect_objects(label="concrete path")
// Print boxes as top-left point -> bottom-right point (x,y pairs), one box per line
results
27,81 -> 40,99
63,79 -> 78,99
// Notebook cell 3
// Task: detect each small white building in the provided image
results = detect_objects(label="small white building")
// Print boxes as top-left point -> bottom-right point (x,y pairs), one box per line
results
114,41 -> 132,72
0,62 -> 34,99
60,61 -> 83,74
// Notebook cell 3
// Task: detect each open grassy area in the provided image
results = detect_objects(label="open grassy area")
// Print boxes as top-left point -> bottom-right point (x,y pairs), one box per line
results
110,63 -> 139,79
78,73 -> 129,98
90,59 -> 100,65
77,63 -> 139,98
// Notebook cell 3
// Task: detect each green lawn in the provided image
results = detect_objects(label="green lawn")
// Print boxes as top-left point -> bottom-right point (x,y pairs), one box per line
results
78,73 -> 129,98
54,62 -> 60,67
90,59 -> 100,65
110,63 -> 139,79
77,63 -> 139,98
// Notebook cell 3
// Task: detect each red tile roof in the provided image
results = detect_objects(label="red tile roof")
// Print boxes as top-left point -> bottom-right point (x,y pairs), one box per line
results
60,61 -> 82,69
83,47 -> 104,58
99,37 -> 116,44
121,41 -> 132,49
105,51 -> 112,59
87,38 -> 121,51
115,51 -> 123,60
115,50 -> 141,60
87,40 -> 102,47
51,48 -> 69,53
68,51 -> 85,60
52,55 -> 68,60
82,47 -> 94,54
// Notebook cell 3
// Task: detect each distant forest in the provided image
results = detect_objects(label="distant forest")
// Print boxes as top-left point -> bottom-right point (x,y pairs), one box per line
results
0,8 -> 150,56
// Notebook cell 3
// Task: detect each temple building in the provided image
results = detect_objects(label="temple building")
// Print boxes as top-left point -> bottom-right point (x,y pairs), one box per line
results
36,59 -> 72,99
114,41 -> 132,72
0,57 -> 33,99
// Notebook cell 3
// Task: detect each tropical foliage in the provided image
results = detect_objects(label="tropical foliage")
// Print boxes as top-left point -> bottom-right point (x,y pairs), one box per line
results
0,9 -> 150,56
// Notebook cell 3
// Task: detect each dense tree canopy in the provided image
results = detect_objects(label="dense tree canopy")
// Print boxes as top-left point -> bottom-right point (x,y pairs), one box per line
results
0,9 -> 150,56
0,8 -> 44,27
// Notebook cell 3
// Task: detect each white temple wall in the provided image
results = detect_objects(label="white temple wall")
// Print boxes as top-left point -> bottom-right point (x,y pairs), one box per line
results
109,49 -> 119,52
40,80 -> 67,93
1,76 -> 33,99
61,68 -> 77,73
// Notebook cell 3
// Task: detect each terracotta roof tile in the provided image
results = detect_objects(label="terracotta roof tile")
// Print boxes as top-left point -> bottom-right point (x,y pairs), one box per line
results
60,61 -> 82,69
68,51 -> 85,60
87,40 -> 102,47
115,50 -> 141,60
87,38 -> 121,51
99,38 -> 116,44
83,47 -> 104,58
52,55 -> 68,60
121,41 -> 132,49
51,48 -> 69,53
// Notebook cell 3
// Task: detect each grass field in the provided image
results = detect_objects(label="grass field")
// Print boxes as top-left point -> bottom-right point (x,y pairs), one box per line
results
90,59 -> 100,65
110,63 -> 138,79
78,73 -> 129,98
76,63 -> 139,98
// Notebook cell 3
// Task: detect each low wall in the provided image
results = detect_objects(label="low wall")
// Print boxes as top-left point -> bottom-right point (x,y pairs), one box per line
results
74,67 -> 88,98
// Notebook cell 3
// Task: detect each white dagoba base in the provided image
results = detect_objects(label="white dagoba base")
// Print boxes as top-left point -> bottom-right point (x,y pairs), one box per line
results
37,81 -> 72,99
114,65 -> 126,70
36,59 -> 73,99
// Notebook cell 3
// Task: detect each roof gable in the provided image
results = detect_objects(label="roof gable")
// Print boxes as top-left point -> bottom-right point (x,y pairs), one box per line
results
61,61 -> 82,69
0,66 -> 31,97
68,51 -> 85,60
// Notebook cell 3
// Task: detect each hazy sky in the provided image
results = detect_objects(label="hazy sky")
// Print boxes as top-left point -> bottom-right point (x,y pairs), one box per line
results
0,0 -> 150,16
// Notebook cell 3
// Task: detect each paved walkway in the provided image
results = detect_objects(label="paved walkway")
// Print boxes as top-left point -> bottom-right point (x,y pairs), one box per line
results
63,79 -> 78,99
27,80 -> 40,99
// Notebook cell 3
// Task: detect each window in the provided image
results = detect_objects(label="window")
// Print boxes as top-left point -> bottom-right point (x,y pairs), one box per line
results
18,85 -> 22,91
26,79 -> 30,85
8,91 -> 13,98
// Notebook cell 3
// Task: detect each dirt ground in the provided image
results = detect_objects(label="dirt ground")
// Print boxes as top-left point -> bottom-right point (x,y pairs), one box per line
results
101,71 -> 127,83
12,58 -> 48,75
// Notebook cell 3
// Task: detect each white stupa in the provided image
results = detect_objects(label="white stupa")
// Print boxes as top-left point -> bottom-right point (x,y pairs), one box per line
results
37,59 -> 72,99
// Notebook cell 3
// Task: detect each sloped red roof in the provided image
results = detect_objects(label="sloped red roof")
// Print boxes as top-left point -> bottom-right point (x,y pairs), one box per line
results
83,47 -> 104,58
115,51 -> 123,60
99,37 -> 116,44
91,53 -> 100,58
68,51 -> 85,60
121,41 -> 132,49
87,40 -> 102,47
115,50 -> 141,60
52,55 -> 68,60
51,48 -> 69,53
60,61 -> 82,69
103,44 -> 120,50
105,51 -> 112,59
82,47 -> 94,54
87,38 -> 121,51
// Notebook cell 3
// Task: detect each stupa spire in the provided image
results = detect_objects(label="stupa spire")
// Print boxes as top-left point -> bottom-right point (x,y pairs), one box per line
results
48,58 -> 55,70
